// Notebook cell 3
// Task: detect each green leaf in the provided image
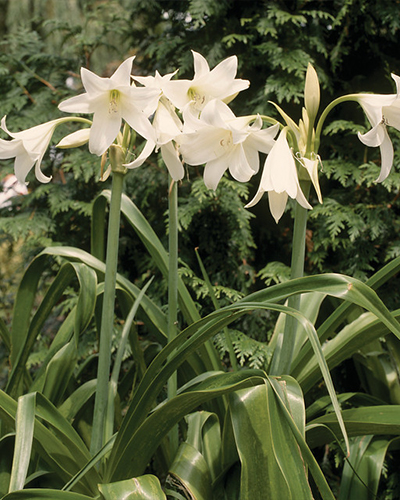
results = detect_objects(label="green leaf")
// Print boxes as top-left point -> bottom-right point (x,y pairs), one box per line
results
41,341 -> 78,406
0,435 -> 14,497
98,475 -> 166,499
292,255 -> 400,376
168,443 -> 212,500
0,390 -> 100,495
338,436 -> 400,500
307,406 -> 400,448
7,259 -> 97,398
106,370 -> 266,481
8,393 -> 35,493
40,246 -> 168,343
2,490 -> 94,499
230,381 -> 313,500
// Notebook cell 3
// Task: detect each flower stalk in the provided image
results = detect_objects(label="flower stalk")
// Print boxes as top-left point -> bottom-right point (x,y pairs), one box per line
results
270,180 -> 311,375
167,177 -> 179,456
90,146 -> 126,457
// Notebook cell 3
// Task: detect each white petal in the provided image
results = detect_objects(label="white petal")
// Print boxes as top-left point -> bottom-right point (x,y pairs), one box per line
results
376,130 -> 394,182
203,156 -> 229,190
245,189 -> 264,209
383,100 -> 400,130
110,56 -> 135,86
301,157 -> 323,204
268,190 -> 288,223
179,128 -> 226,166
192,51 -> 210,78
357,93 -> 395,127
162,79 -> 192,109
242,142 -> 260,174
34,154 -> 52,183
89,107 -> 121,155
201,99 -> 235,128
153,100 -> 182,145
160,142 -> 184,181
124,139 -> 156,169
244,123 -> 279,154
227,144 -> 255,182
358,122 -> 386,147
80,67 -> 109,95
0,138 -> 23,159
58,93 -> 92,114
14,150 -> 36,183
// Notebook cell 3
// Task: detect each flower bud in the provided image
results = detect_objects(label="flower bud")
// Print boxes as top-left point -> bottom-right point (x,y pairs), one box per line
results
56,129 -> 90,149
109,144 -> 127,174
304,63 -> 320,123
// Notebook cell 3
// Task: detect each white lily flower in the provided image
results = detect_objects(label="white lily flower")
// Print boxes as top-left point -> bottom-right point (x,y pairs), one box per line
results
162,51 -> 249,115
246,129 -> 312,223
356,73 -> 400,182
58,56 -> 160,156
0,116 -> 64,183
179,99 -> 279,190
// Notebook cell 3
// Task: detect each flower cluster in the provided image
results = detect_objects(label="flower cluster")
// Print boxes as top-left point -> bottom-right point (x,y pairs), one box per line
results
1,52 -> 400,223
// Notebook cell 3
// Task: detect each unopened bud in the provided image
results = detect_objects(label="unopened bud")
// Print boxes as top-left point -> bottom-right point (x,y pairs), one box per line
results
109,144 -> 127,174
304,63 -> 320,123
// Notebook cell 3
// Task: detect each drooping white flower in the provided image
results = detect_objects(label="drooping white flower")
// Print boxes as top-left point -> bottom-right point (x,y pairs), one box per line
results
355,74 -> 400,182
58,56 -> 160,156
0,116 -> 65,183
178,99 -> 279,190
246,129 -> 312,223
162,51 -> 250,115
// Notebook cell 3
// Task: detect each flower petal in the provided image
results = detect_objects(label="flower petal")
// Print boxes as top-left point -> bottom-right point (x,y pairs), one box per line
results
89,106 -> 122,155
358,122 -> 386,147
203,156 -> 229,190
376,129 -> 394,182
192,51 -> 210,78
227,144 -> 255,182
160,142 -> 184,181
58,93 -> 92,114
268,190 -> 288,224
124,139 -> 156,169
110,56 -> 135,86
13,150 -> 37,184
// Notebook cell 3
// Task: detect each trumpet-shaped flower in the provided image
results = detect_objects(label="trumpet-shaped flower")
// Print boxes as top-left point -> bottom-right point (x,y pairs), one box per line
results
0,116 -> 65,183
246,129 -> 312,223
162,51 -> 249,115
58,56 -> 160,156
179,99 -> 279,190
356,73 -> 400,182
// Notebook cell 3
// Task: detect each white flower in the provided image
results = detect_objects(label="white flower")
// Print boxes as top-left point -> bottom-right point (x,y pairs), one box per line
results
58,56 -> 160,156
0,116 -> 64,183
246,129 -> 312,223
179,99 -> 279,190
162,51 -> 249,115
356,74 -> 400,182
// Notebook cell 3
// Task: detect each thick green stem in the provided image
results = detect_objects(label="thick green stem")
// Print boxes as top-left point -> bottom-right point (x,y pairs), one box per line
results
271,181 -> 311,375
168,178 -> 179,456
90,169 -> 125,457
